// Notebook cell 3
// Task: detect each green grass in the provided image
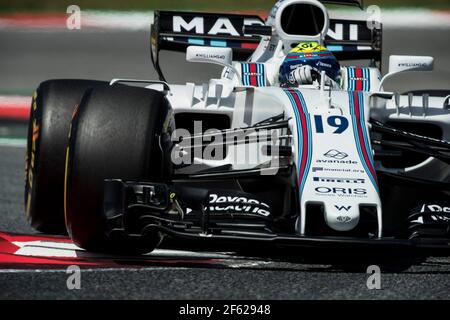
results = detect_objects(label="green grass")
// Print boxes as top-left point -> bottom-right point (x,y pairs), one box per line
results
0,0 -> 449,12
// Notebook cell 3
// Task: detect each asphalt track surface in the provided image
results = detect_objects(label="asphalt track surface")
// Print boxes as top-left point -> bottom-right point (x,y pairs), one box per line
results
0,28 -> 450,299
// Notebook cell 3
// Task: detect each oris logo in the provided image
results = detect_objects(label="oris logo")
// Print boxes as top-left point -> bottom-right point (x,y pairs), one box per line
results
315,187 -> 367,195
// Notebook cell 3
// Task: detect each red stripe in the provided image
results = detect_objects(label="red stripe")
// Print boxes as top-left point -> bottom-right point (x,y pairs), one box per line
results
355,68 -> 363,91
318,53 -> 333,57
0,232 -> 223,269
0,232 -> 72,244
0,105 -> 30,121
241,42 -> 258,49
0,96 -> 31,121
0,13 -> 67,28
249,63 -> 258,87
0,253 -> 98,266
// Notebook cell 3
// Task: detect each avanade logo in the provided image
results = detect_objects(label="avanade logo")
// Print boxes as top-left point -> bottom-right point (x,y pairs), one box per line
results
324,149 -> 348,160
316,149 -> 358,165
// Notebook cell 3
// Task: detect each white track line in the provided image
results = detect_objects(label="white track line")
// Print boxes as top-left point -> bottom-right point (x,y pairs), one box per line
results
10,239 -> 241,259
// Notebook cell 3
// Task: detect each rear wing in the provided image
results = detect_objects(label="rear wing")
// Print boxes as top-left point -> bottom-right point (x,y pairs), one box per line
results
150,11 -> 382,81
150,11 -> 264,80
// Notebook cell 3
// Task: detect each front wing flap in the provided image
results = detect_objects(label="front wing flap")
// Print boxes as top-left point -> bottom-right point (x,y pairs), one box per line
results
101,179 -> 450,251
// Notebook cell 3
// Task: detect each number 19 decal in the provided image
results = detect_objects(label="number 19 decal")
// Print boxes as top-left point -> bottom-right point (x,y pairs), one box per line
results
314,115 -> 349,134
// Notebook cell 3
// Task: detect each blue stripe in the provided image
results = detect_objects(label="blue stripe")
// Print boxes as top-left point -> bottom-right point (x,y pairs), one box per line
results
363,68 -> 368,91
365,68 -> 371,91
351,68 -> 356,91
349,68 -> 355,91
241,64 -> 248,86
188,38 -> 205,45
362,68 -> 366,91
256,64 -> 262,87
210,40 -> 227,47
348,68 -> 352,91
261,64 -> 267,86
328,45 -> 344,52
246,63 -> 250,86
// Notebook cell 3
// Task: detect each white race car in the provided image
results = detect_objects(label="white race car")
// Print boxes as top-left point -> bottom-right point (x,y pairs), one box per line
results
25,0 -> 450,254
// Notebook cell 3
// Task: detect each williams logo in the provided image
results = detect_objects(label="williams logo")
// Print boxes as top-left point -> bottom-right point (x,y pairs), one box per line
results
335,205 -> 352,211
196,53 -> 226,60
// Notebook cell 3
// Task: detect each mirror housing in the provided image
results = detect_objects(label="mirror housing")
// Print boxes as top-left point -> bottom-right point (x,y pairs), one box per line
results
388,55 -> 434,73
379,55 -> 434,90
187,46 -> 233,66
444,95 -> 450,109
186,46 -> 240,84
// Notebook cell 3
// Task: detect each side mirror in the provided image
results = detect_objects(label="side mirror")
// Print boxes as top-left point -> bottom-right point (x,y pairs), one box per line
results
379,55 -> 434,90
388,55 -> 434,73
444,95 -> 450,109
186,46 -> 240,84
187,46 -> 232,66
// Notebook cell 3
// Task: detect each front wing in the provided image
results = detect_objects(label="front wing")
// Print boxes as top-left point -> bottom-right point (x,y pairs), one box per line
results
101,175 -> 450,252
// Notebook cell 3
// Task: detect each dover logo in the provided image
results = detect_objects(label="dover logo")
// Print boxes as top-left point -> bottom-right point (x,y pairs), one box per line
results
324,149 -> 348,160
337,216 -> 352,223
208,194 -> 271,217
421,204 -> 450,213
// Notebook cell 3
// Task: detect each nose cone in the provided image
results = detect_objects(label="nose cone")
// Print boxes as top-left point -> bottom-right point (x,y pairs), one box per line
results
324,204 -> 360,232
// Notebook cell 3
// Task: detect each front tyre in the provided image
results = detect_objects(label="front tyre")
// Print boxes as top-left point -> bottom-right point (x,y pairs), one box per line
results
25,80 -> 108,234
65,85 -> 171,253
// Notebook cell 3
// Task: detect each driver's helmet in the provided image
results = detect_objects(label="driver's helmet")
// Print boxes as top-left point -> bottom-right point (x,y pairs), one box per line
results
279,42 -> 341,86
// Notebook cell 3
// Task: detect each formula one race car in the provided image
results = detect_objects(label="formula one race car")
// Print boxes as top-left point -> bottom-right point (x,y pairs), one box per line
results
25,0 -> 450,254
